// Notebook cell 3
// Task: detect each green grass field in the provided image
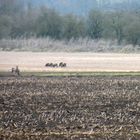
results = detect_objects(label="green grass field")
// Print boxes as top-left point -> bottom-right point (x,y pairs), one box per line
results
1,71 -> 140,77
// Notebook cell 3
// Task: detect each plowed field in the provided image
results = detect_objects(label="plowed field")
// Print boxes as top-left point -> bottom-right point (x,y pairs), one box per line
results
0,76 -> 140,139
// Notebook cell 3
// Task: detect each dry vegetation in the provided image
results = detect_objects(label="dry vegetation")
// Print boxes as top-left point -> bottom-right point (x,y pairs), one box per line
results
0,38 -> 139,52
0,76 -> 140,139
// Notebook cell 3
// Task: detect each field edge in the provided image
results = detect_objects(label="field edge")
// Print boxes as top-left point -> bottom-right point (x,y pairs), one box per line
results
1,71 -> 140,77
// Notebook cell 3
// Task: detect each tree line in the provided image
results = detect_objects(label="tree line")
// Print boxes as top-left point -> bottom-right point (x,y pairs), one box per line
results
0,0 -> 140,46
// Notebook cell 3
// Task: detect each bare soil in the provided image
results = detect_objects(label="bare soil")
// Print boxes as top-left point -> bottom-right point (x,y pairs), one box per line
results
1,52 -> 140,72
0,76 -> 140,139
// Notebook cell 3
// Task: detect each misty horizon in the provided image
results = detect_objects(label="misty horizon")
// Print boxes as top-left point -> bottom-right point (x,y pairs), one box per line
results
25,0 -> 140,16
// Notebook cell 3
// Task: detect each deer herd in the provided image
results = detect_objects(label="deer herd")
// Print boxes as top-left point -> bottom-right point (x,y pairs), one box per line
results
11,62 -> 67,76
45,62 -> 67,68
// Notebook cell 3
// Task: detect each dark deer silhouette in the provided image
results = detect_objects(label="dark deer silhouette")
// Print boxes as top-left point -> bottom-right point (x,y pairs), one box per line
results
45,62 -> 67,68
59,62 -> 66,67
11,66 -> 20,76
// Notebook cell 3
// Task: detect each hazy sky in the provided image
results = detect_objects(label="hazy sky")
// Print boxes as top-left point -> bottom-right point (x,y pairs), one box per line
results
29,0 -> 137,16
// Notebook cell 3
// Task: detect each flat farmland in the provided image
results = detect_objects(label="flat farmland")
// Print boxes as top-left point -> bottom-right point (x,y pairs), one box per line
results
1,52 -> 140,72
0,76 -> 140,139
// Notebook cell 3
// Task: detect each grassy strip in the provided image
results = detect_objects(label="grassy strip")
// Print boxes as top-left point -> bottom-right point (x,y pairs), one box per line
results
1,71 -> 140,77
14,71 -> 140,77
